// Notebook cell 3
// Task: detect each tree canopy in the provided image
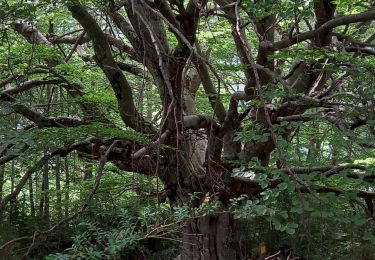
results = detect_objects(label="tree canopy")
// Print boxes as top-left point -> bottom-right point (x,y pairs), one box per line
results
0,0 -> 375,259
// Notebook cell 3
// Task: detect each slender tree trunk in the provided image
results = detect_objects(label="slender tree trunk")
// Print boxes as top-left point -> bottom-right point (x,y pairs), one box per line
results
28,177 -> 35,217
39,157 -> 50,223
64,157 -> 69,217
0,165 -> 4,202
83,162 -> 93,180
9,160 -> 15,222
36,170 -> 40,216
38,175 -> 44,217
43,160 -> 50,223
331,144 -> 338,166
56,156 -> 62,219
21,193 -> 26,216
42,84 -> 52,223
180,213 -> 242,260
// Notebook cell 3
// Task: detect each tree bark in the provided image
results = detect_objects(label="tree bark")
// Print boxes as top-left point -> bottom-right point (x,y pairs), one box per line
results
64,157 -> 69,218
180,213 -> 242,260
0,165 -> 4,202
42,159 -> 50,223
55,156 -> 62,219
83,162 -> 93,180
9,160 -> 15,222
28,177 -> 35,218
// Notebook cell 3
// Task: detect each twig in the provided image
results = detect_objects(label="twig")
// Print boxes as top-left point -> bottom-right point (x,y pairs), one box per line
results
64,31 -> 86,62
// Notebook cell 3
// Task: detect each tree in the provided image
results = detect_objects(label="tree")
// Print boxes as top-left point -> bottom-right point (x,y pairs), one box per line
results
0,0 -> 374,259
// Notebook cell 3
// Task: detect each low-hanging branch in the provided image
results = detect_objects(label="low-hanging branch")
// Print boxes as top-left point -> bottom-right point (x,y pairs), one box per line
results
229,176 -> 375,215
0,74 -> 23,88
0,144 -> 30,166
1,95 -> 88,128
1,79 -> 63,97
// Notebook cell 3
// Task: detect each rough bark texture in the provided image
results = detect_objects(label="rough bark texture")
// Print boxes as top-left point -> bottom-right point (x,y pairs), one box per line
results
181,213 -> 242,260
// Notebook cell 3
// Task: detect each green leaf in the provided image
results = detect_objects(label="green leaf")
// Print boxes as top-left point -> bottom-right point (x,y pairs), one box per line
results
286,228 -> 296,235
277,182 -> 288,190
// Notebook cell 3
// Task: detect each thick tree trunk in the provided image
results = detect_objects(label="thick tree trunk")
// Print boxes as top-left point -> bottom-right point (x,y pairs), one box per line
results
180,213 -> 242,260
176,82 -> 243,259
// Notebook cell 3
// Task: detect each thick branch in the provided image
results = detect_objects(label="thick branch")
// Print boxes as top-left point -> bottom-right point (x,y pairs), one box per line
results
193,50 -> 227,123
1,95 -> 87,127
68,4 -> 155,134
183,115 -> 218,131
1,79 -> 62,97
230,176 -> 375,207
263,9 -> 375,51
0,144 -> 30,166
283,164 -> 367,176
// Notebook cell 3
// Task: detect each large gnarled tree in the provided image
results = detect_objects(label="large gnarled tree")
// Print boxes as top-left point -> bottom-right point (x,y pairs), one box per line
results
1,0 -> 375,259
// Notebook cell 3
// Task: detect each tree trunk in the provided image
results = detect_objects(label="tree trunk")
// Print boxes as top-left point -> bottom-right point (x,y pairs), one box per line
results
180,213 -> 242,260
0,165 -> 4,202
176,78 -> 243,259
55,156 -> 62,219
64,157 -> 69,217
42,158 -> 50,223
9,160 -> 15,222
330,143 -> 338,166
28,177 -> 35,217
83,161 -> 93,180
38,170 -> 44,216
